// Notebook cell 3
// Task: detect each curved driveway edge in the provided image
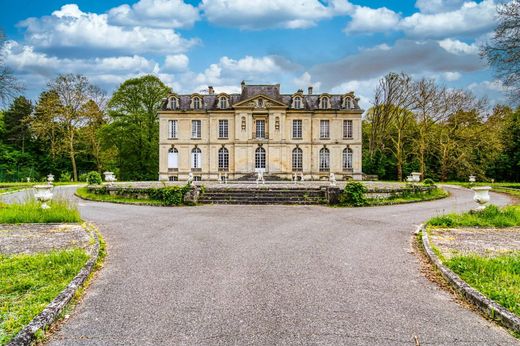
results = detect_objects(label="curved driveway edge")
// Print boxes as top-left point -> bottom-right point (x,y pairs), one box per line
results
420,224 -> 520,335
8,223 -> 102,346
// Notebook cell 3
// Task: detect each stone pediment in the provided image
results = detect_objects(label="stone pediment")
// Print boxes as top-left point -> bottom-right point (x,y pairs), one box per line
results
233,95 -> 287,109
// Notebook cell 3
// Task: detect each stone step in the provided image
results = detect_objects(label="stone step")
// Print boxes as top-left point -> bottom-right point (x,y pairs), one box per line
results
198,199 -> 323,205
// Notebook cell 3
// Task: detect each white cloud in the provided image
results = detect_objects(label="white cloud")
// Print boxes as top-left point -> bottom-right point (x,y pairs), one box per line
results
438,38 -> 479,55
200,0 -> 352,29
163,54 -> 189,72
345,6 -> 400,33
108,0 -> 199,28
19,4 -> 198,55
443,71 -> 461,81
293,72 -> 322,91
415,0 -> 466,14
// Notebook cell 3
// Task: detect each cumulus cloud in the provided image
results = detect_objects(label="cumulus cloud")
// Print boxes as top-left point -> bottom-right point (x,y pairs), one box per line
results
293,72 -> 322,91
200,0 -> 352,29
163,54 -> 190,72
345,6 -> 400,33
311,39 -> 485,89
108,0 -> 199,28
414,0 -> 466,14
438,38 -> 479,55
19,4 -> 198,56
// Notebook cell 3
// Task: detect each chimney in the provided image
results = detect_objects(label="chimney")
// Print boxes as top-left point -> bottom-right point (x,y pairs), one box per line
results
241,80 -> 246,91
308,86 -> 313,95
208,86 -> 214,95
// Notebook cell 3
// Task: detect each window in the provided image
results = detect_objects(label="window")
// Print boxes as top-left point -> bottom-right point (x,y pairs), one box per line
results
292,147 -> 303,171
168,97 -> 178,109
343,120 -> 353,139
343,148 -> 353,170
293,97 -> 302,109
191,147 -> 201,169
192,120 -> 201,139
218,147 -> 229,171
320,97 -> 329,109
320,120 -> 330,139
168,120 -> 178,139
344,97 -> 353,109
192,97 -> 201,110
255,146 -> 266,169
256,119 -> 265,139
168,176 -> 178,181
218,119 -> 229,138
241,117 -> 246,131
292,120 -> 302,139
219,97 -> 228,109
168,148 -> 178,170
319,147 -> 330,171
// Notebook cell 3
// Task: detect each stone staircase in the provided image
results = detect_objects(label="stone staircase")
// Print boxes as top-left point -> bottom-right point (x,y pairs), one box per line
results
198,186 -> 327,205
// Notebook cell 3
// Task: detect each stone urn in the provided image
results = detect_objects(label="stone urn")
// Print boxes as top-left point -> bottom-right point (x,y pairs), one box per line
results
472,186 -> 491,211
34,184 -> 53,209
411,172 -> 421,182
469,175 -> 476,183
47,174 -> 55,185
103,172 -> 117,184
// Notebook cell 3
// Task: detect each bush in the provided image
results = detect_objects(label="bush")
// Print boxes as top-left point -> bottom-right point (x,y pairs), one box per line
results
78,173 -> 88,182
149,185 -> 191,205
86,171 -> 102,185
339,182 -> 367,206
423,178 -> 435,186
59,172 -> 72,182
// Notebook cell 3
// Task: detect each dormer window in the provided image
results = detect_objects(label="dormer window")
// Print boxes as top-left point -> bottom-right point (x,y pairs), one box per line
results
319,96 -> 330,109
293,96 -> 302,109
168,97 -> 179,110
343,96 -> 354,109
192,96 -> 202,110
218,96 -> 228,109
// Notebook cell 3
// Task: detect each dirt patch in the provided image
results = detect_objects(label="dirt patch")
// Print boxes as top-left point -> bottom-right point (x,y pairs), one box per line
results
0,224 -> 91,255
429,227 -> 520,259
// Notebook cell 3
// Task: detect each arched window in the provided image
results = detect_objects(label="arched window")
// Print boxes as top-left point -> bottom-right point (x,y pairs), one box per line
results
191,147 -> 201,169
319,147 -> 330,171
319,97 -> 329,109
169,97 -> 178,110
343,147 -> 353,170
192,97 -> 201,110
218,147 -> 229,171
168,147 -> 178,170
255,146 -> 266,169
292,147 -> 303,171
293,96 -> 302,109
343,97 -> 353,109
219,97 -> 228,109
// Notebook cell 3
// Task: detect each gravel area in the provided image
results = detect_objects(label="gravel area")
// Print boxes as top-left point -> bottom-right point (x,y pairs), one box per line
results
430,227 -> 520,259
0,224 -> 91,255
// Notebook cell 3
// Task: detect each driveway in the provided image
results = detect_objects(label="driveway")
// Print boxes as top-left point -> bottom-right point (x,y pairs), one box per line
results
6,186 -> 518,345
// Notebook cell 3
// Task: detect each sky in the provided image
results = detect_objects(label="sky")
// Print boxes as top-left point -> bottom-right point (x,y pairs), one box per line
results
0,0 -> 510,108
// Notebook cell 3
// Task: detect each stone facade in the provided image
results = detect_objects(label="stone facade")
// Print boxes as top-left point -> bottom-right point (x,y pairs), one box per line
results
158,82 -> 363,181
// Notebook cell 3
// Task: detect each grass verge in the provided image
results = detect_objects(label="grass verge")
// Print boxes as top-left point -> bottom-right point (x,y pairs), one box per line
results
75,187 -> 164,206
367,187 -> 448,206
0,200 -> 82,224
444,253 -> 520,318
427,205 -> 520,228
0,249 -> 89,345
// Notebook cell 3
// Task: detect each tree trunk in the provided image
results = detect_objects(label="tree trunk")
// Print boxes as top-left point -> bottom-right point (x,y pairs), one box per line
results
69,131 -> 78,181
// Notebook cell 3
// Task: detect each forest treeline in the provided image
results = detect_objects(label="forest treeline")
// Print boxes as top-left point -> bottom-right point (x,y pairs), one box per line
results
0,72 -> 519,183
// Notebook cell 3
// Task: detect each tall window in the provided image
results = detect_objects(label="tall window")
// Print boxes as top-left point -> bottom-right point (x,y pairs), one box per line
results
344,97 -> 353,109
192,120 -> 201,139
168,148 -> 178,170
292,120 -> 302,139
256,119 -> 265,139
168,97 -> 178,110
191,147 -> 201,169
320,120 -> 330,139
320,97 -> 329,109
343,120 -> 353,139
292,147 -> 303,171
218,147 -> 229,171
192,97 -> 201,110
218,119 -> 228,138
293,97 -> 302,109
168,120 -> 178,139
319,147 -> 330,171
219,97 -> 228,109
255,146 -> 266,169
343,147 -> 353,170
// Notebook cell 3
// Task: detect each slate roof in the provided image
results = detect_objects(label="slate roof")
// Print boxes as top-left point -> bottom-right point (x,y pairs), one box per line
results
161,83 -> 361,111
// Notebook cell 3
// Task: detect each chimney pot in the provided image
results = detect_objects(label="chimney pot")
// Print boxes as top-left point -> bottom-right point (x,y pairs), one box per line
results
208,86 -> 214,95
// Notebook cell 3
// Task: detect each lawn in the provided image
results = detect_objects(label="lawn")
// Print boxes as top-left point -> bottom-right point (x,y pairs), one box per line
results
427,205 -> 520,228
75,187 -> 164,206
0,200 -> 82,224
367,187 -> 448,206
0,249 -> 89,345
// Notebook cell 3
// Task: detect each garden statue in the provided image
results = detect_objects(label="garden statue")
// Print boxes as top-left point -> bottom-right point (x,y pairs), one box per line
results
329,172 -> 337,187
187,172 -> 194,186
300,172 -> 304,182
469,175 -> 476,183
47,174 -> 54,185
256,171 -> 265,185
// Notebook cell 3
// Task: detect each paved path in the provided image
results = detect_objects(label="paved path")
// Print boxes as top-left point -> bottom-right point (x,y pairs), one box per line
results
5,187 -> 519,345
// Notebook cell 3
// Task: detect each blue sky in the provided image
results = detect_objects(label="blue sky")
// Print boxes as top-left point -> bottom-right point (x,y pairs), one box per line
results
0,0 -> 509,107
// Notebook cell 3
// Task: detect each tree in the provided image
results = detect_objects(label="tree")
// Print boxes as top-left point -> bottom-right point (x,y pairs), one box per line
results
2,96 -> 32,152
0,31 -> 23,106
482,0 -> 520,102
79,100 -> 109,172
106,75 -> 170,180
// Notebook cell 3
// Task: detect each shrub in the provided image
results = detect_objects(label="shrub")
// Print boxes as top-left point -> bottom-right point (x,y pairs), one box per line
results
423,178 -> 435,186
86,171 -> 102,185
339,182 -> 367,206
149,185 -> 191,206
78,173 -> 88,182
59,172 -> 72,182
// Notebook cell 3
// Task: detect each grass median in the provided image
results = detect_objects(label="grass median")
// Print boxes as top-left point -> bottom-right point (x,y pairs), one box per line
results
0,200 -> 81,224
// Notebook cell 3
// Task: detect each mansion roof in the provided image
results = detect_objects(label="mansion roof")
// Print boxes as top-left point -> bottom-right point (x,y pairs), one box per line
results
161,83 -> 362,111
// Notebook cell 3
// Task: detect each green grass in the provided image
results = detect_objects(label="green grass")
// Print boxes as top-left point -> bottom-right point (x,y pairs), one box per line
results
75,187 -> 164,206
0,200 -> 82,224
0,249 -> 89,345
445,253 -> 520,317
367,187 -> 448,206
427,205 -> 520,228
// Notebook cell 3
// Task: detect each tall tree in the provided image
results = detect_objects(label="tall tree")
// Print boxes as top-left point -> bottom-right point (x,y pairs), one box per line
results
106,75 -> 170,180
0,31 -> 23,106
482,0 -> 520,102
3,96 -> 32,152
